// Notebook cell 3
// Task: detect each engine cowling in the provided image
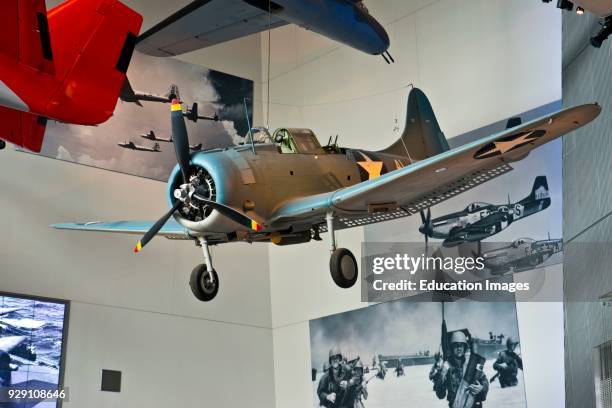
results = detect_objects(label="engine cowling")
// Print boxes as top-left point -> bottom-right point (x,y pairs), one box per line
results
166,151 -> 243,234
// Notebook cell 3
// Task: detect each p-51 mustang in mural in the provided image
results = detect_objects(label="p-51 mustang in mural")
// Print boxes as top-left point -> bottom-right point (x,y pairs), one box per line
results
418,176 -> 551,247
53,88 -> 600,302
481,236 -> 563,274
118,141 -> 161,153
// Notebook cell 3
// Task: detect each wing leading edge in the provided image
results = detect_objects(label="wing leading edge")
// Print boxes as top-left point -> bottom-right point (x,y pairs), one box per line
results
137,0 -> 287,57
268,103 -> 601,230
52,219 -> 190,240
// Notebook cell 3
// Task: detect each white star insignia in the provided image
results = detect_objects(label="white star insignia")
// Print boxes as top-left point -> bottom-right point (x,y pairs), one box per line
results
476,131 -> 537,158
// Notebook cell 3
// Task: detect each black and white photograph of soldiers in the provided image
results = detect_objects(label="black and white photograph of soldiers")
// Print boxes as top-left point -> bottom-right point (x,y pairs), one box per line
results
309,300 -> 526,407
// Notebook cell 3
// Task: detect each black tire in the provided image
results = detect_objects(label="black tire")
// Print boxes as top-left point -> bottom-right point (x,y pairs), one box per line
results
0,140 -> 5,150
189,264 -> 219,302
329,248 -> 358,289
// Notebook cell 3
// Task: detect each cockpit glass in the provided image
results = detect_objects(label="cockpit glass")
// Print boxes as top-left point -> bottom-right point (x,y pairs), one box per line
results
251,127 -> 272,144
291,129 -> 325,154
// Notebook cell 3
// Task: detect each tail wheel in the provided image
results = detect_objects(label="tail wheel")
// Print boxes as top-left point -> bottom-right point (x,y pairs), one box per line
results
329,248 -> 358,288
190,264 -> 219,302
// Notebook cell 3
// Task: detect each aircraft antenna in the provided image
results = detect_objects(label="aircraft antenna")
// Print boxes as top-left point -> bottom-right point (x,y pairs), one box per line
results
266,0 -> 272,128
243,98 -> 256,154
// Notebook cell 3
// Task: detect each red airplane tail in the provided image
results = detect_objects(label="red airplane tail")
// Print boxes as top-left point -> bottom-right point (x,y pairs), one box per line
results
46,0 -> 143,124
0,0 -> 142,152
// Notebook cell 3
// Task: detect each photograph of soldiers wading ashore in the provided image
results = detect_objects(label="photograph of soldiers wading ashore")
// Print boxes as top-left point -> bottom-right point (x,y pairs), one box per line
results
310,301 -> 525,407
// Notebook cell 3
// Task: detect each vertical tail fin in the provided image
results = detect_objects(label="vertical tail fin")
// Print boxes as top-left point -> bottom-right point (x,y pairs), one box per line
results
379,88 -> 449,160
521,176 -> 549,203
45,0 -> 143,124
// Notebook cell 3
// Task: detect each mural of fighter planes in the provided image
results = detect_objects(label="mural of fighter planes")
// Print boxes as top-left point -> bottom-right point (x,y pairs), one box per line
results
53,88 -> 600,302
418,176 -> 552,247
0,0 -> 142,152
480,235 -> 563,274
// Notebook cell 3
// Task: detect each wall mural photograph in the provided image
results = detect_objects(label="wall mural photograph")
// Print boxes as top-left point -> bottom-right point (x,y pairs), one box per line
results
37,51 -> 254,181
310,299 -> 525,408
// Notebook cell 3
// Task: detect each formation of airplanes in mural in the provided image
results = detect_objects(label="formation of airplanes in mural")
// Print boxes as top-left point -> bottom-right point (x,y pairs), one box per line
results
480,235 -> 563,274
419,176 -> 551,248
53,87 -> 600,301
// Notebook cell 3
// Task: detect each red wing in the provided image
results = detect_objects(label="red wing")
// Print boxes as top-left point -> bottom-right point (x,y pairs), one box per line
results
0,106 -> 47,152
0,0 -> 54,74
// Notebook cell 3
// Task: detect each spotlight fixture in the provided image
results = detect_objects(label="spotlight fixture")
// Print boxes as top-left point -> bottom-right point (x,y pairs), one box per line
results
557,0 -> 574,11
576,6 -> 584,14
591,16 -> 612,48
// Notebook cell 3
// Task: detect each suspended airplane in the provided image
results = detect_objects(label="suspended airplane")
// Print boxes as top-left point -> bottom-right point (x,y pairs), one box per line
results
480,235 -> 563,274
0,0 -> 142,152
136,0 -> 394,62
53,88 -> 600,302
118,141 -> 161,153
419,176 -> 552,247
141,130 -> 173,143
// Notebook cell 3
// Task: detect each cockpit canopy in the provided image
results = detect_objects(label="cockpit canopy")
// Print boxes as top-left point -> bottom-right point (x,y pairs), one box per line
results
465,202 -> 491,213
273,128 -> 326,154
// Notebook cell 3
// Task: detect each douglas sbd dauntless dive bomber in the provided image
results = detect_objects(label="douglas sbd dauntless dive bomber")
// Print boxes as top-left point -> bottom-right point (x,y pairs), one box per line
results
53,88 -> 600,302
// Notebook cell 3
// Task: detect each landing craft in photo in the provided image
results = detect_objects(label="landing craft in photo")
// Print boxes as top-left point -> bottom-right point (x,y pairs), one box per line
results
419,176 -> 552,247
52,88 -> 600,302
117,141 -> 161,153
481,236 -> 563,274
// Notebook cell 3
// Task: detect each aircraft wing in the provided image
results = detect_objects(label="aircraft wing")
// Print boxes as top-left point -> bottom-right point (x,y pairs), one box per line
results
52,219 -> 190,240
136,0 -> 288,57
0,336 -> 27,354
268,104 -> 600,230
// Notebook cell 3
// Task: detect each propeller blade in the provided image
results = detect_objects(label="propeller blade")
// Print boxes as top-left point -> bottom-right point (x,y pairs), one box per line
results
193,194 -> 263,232
134,200 -> 182,253
170,99 -> 191,182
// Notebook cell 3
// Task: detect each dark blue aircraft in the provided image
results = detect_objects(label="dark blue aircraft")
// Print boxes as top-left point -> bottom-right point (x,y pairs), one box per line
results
137,0 -> 393,62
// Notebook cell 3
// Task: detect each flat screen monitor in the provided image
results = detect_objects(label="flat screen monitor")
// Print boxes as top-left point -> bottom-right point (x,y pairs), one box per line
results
0,292 -> 69,407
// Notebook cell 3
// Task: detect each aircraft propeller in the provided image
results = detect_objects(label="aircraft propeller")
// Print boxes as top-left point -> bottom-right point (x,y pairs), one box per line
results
134,99 -> 262,253
420,207 -> 432,249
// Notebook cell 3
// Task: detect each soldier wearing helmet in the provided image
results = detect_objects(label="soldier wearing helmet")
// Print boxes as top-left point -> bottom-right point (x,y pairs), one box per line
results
493,336 -> 523,388
317,346 -> 352,407
433,331 -> 489,407
350,359 -> 368,408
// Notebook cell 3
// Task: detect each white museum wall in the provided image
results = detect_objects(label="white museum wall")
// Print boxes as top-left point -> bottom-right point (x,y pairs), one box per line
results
265,1 -> 565,407
0,1 -> 273,407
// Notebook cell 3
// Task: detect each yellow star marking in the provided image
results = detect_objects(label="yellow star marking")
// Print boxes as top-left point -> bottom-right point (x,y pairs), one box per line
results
357,151 -> 383,179
476,132 -> 537,158
394,159 -> 405,169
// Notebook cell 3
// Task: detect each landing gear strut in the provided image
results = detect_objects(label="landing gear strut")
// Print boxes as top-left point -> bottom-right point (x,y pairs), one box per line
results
326,212 -> 358,289
189,238 -> 219,301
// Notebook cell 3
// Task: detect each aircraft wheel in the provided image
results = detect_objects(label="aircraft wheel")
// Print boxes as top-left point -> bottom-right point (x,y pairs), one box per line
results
329,248 -> 358,288
0,140 -> 5,150
189,264 -> 219,302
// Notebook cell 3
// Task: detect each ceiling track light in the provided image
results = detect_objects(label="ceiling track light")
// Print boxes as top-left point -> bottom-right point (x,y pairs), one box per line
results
556,0 -> 574,11
576,6 -> 585,15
